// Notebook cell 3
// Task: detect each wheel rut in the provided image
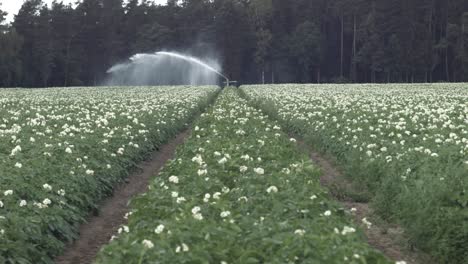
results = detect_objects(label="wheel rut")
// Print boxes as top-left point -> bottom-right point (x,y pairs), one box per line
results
55,130 -> 191,264
296,138 -> 433,264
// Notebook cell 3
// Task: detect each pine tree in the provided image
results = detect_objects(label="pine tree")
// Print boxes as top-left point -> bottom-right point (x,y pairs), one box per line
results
0,5 -> 23,87
13,0 -> 44,87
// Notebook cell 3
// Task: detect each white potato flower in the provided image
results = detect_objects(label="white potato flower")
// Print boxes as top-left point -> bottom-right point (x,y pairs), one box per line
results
42,198 -> 52,205
182,243 -> 189,252
240,154 -> 250,161
266,186 -> 278,193
155,224 -> 165,234
191,206 -> 201,214
197,169 -> 207,176
193,213 -> 203,220
117,148 -> 125,155
238,196 -> 248,202
341,226 -> 356,235
294,229 -> 306,236
213,192 -> 221,200
254,168 -> 264,175
10,145 -> 21,156
203,193 -> 211,203
168,176 -> 179,184
142,239 -> 154,249
220,211 -> 231,218
362,218 -> 372,229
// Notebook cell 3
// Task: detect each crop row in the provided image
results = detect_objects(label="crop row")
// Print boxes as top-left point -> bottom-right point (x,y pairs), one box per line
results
0,86 -> 218,263
96,89 -> 390,263
241,83 -> 468,263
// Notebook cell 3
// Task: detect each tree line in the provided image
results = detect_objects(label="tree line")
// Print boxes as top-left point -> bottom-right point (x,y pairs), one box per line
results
1,0 -> 468,87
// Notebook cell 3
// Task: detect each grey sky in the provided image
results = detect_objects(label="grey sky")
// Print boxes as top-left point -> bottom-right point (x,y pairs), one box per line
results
1,0 -> 167,23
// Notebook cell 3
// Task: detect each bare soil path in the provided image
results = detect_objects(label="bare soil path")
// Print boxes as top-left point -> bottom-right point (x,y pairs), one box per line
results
55,130 -> 191,264
296,139 -> 433,264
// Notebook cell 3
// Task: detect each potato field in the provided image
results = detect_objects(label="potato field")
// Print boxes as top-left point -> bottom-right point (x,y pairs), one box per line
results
0,84 -> 466,264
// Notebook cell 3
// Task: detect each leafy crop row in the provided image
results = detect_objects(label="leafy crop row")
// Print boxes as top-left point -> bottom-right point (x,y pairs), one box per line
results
0,86 -> 218,263
96,89 -> 390,264
241,83 -> 468,263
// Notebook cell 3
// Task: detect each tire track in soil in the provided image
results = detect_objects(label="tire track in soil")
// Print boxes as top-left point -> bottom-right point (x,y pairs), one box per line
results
55,130 -> 191,264
296,139 -> 433,264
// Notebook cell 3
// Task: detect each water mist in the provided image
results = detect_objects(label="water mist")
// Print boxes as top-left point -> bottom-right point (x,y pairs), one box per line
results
105,51 -> 227,86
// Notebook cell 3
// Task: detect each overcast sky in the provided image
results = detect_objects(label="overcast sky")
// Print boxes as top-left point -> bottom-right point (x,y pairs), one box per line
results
1,0 -> 167,23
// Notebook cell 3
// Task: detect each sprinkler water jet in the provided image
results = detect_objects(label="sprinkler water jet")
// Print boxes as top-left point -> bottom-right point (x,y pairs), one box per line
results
105,51 -> 230,87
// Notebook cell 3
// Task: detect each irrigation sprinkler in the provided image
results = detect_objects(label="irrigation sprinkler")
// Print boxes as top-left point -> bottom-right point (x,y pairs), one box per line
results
223,80 -> 238,88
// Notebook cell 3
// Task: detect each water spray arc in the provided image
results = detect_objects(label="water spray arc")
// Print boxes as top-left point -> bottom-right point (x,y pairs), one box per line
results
105,51 -> 229,86
155,52 -> 230,85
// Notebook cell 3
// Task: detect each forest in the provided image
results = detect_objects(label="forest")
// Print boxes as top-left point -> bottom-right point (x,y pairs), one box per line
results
1,0 -> 468,87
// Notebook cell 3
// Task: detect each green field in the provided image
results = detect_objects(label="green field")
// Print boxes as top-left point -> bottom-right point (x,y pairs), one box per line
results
1,84 -> 466,263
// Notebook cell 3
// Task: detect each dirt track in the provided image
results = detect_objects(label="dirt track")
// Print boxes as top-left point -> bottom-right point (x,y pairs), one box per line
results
297,139 -> 433,264
55,130 -> 190,264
